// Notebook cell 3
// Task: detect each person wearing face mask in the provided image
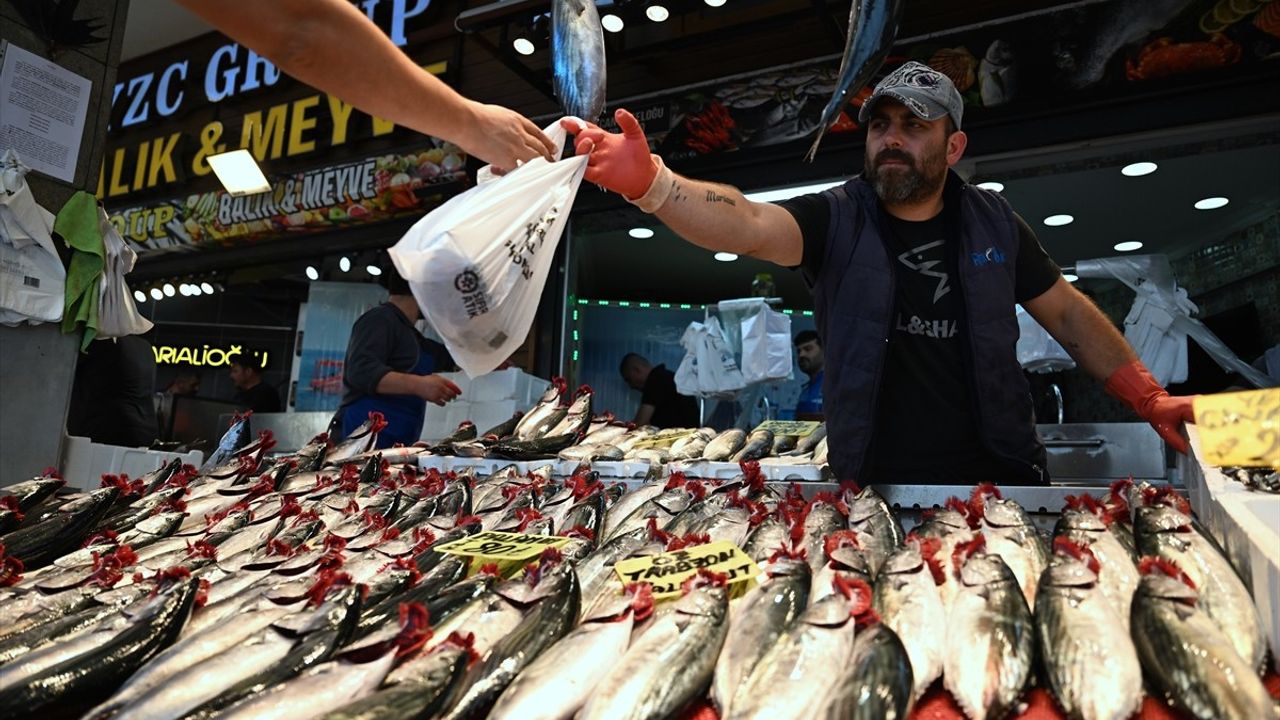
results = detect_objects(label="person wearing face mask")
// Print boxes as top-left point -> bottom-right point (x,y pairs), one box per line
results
562,62 -> 1197,486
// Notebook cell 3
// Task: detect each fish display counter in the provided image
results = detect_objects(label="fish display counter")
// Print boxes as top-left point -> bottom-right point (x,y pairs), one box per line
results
1,405 -> 1278,720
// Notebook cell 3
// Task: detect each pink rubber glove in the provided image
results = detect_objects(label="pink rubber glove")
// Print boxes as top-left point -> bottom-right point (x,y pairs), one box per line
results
1105,360 -> 1197,454
561,109 -> 659,200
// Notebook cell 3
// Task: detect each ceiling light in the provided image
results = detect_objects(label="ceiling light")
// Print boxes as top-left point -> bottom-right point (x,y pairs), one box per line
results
704,0 -> 726,6
1043,214 -> 1074,227
150,287 -> 164,301
1194,196 -> 1229,210
646,4 -> 669,21
178,284 -> 190,297
513,36 -> 535,55
1114,241 -> 1143,252
366,265 -> 383,276
201,282 -> 215,294
133,290 -> 146,303
339,257 -> 351,272
628,227 -> 654,239
743,180 -> 843,203
207,149 -> 270,196
190,283 -> 203,296
714,252 -> 738,262
601,13 -> 624,32
162,283 -> 175,297
1063,273 -> 1079,283
305,265 -> 320,281
975,181 -> 1004,192
1121,162 -> 1157,177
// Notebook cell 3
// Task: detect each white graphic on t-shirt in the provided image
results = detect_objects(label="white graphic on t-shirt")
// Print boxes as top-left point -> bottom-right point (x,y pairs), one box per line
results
896,313 -> 958,338
896,240 -> 951,303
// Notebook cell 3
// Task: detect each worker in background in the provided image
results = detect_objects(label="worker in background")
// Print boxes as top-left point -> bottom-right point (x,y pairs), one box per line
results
620,353 -> 700,428
793,330 -> 825,421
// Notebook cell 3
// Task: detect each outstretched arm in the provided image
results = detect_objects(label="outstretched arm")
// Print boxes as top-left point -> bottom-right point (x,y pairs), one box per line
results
176,0 -> 555,171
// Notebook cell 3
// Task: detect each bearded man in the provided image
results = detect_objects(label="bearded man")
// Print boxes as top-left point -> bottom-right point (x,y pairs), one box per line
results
563,62 -> 1195,485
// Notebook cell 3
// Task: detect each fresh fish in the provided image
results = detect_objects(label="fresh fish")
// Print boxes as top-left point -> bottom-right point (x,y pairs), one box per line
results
514,381 -> 567,441
559,443 -> 623,462
1053,505 -> 1139,628
669,427 -> 717,461
489,583 -> 649,720
552,0 -> 607,121
0,578 -> 198,718
703,429 -> 747,461
800,497 -> 847,578
810,531 -> 874,604
546,387 -> 593,439
806,0 -> 905,160
874,538 -> 946,702
1,476 -> 66,514
771,434 -> 798,455
326,414 -> 385,466
440,552 -> 580,719
977,39 -> 1017,107
201,414 -> 252,472
975,486 -> 1048,607
728,581 -> 866,719
731,429 -> 774,463
811,436 -> 829,466
914,503 -> 974,610
435,421 -> 478,448
323,644 -> 471,720
1035,541 -> 1143,720
789,424 -> 827,455
489,433 -> 578,460
742,512 -> 790,562
0,587 -> 148,666
615,426 -> 659,454
602,481 -> 665,540
292,434 -> 330,472
943,541 -> 1034,720
625,448 -> 671,465
212,645 -> 400,720
1134,504 -> 1266,670
1130,560 -> 1275,720
1,487 -> 119,570
711,557 -> 809,716
576,527 -> 650,620
481,413 -> 524,441
822,622 -> 913,720
846,485 -> 904,577
582,422 -> 632,447
580,574 -> 729,720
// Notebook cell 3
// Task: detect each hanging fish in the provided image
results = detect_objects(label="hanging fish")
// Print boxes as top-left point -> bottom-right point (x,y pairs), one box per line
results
552,0 -> 607,122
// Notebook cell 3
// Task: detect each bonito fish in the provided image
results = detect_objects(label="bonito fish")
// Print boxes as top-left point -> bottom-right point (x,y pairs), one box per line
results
552,0 -> 607,122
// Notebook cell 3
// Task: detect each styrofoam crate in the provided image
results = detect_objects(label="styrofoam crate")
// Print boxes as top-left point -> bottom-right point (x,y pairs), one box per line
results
468,369 -> 524,402
61,435 -> 202,492
470,400 -> 520,436
419,408 -> 455,444
443,402 -> 474,435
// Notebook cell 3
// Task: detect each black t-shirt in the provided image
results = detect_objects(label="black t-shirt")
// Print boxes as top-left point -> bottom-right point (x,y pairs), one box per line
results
641,364 -> 700,428
341,303 -> 454,408
235,382 -> 282,414
779,190 -> 1061,483
67,336 -> 158,447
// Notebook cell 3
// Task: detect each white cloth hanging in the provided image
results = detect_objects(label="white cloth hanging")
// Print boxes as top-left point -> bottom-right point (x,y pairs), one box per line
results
95,205 -> 153,339
0,150 -> 65,326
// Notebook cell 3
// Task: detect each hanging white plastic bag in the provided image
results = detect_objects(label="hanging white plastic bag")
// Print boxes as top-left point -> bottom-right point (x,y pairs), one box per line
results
696,316 -> 746,396
96,206 -> 153,339
1015,304 -> 1074,373
0,150 -> 65,326
390,119 -> 588,377
740,303 -> 792,384
674,321 -> 705,397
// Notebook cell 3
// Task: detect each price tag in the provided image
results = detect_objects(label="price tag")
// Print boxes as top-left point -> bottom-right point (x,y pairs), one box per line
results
1193,389 -> 1280,468
629,429 -> 697,450
613,540 -> 761,600
435,530 -> 570,578
752,420 -> 821,438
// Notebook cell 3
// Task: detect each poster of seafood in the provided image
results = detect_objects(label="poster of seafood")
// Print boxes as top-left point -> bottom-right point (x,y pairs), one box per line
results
294,282 -> 391,412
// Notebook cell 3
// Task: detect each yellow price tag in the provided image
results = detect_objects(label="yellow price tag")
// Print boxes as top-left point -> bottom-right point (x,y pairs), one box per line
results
1193,389 -> 1280,468
753,420 -> 821,438
435,530 -> 570,578
629,429 -> 697,450
613,540 -> 761,600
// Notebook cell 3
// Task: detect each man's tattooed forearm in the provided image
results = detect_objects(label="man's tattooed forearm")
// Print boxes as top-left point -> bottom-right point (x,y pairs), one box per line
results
705,190 -> 737,206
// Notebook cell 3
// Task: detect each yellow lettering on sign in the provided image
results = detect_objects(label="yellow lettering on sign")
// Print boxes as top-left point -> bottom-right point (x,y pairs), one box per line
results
240,103 -> 289,161
147,132 -> 181,187
132,139 -> 151,191
288,96 -> 320,156
1194,389 -> 1280,468
153,205 -> 175,234
372,115 -> 396,137
107,148 -> 130,197
614,540 -> 760,601
96,160 -> 105,199
193,121 -> 227,177
327,95 -> 355,146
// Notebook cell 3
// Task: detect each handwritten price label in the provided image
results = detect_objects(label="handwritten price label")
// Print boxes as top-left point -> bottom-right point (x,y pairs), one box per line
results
614,540 -> 760,600
1193,389 -> 1280,468
753,420 -> 822,438
435,530 -> 570,578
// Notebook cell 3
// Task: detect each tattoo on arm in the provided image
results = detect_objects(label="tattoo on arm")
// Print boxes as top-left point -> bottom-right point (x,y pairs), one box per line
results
705,190 -> 737,206
671,180 -> 688,203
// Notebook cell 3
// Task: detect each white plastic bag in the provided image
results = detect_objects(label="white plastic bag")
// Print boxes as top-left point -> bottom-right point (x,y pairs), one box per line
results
674,322 -> 704,397
0,150 -> 65,326
1015,304 -> 1075,373
96,206 -> 153,339
740,303 -> 792,384
390,119 -> 588,377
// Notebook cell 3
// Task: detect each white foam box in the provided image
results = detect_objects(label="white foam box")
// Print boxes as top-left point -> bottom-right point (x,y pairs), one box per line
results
419,403 -> 456,443
61,435 -> 203,492
1184,426 -> 1280,671
443,401 -> 475,435
469,400 -> 520,436
468,368 -> 524,402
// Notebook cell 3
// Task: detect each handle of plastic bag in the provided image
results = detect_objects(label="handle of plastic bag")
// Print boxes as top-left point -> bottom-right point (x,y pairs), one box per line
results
476,116 -> 583,186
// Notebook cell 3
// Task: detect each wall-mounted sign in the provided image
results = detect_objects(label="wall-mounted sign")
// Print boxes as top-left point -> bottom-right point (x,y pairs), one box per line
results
0,42 -> 93,183
153,344 -> 270,368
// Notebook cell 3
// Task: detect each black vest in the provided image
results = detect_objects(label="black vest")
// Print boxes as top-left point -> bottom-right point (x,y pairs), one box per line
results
810,171 -> 1047,483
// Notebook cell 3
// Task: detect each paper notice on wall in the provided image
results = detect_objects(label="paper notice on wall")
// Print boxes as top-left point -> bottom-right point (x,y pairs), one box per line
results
0,42 -> 93,183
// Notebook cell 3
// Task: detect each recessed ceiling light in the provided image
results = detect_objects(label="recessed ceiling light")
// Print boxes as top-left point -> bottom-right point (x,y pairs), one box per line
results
646,4 -> 669,22
163,283 -> 176,297
207,149 -> 271,196
305,266 -> 319,281
150,287 -> 164,301
513,37 -> 535,56
201,282 -> 215,294
1043,214 -> 1074,227
366,265 -> 383,276
976,181 -> 1004,192
628,228 -> 654,239
704,0 -> 726,6
714,252 -> 738,262
601,13 -> 624,32
1194,196 -> 1229,210
1114,241 -> 1143,252
339,257 -> 351,272
1121,162 -> 1157,177
178,284 -> 191,297
133,290 -> 146,303
1063,273 -> 1079,283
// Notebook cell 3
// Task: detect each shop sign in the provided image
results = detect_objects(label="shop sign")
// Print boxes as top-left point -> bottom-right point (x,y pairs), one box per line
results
1194,389 -> 1280,468
753,420 -> 821,438
435,530 -> 570,579
153,344 -> 270,368
108,144 -> 466,252
613,540 -> 760,600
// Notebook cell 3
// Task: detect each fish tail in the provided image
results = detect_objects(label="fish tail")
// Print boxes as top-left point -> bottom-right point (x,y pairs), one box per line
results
804,125 -> 828,163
